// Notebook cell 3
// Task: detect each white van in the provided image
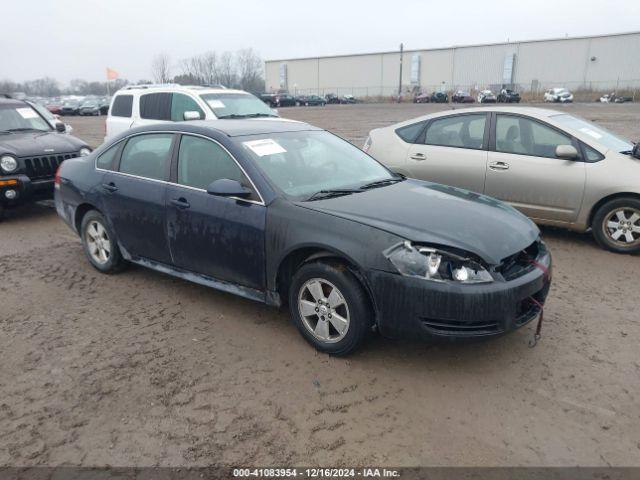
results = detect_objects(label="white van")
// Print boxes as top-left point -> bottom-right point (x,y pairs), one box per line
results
105,84 -> 280,140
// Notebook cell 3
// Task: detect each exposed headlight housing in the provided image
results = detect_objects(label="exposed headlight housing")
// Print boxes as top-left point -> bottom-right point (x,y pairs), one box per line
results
79,147 -> 91,157
0,155 -> 18,173
384,241 -> 493,284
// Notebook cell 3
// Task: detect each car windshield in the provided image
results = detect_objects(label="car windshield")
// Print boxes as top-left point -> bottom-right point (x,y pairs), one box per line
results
0,104 -> 51,132
82,101 -> 97,107
235,130 -> 396,200
200,93 -> 276,118
551,114 -> 633,152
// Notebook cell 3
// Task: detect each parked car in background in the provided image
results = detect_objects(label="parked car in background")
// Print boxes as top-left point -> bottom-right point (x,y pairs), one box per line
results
60,99 -> 81,115
0,96 -> 90,219
105,84 -> 281,140
259,93 -> 277,107
364,106 -> 640,253
296,95 -> 326,106
430,92 -> 449,103
341,94 -> 356,104
98,97 -> 111,114
325,93 -> 341,104
55,119 -> 551,355
599,93 -> 632,103
452,91 -> 475,103
413,92 -> 432,103
544,88 -> 573,103
497,89 -> 521,103
478,90 -> 497,103
46,100 -> 62,114
273,93 -> 296,107
79,100 -> 102,116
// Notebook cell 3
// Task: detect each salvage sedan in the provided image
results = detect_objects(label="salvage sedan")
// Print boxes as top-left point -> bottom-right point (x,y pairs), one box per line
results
55,120 -> 551,355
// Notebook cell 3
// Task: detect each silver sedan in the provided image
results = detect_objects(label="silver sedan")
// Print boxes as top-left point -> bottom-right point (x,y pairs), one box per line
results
364,106 -> 640,253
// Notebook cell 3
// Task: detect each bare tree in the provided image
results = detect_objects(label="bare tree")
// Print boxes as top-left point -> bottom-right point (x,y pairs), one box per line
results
217,51 -> 237,88
151,53 -> 172,84
236,48 -> 264,93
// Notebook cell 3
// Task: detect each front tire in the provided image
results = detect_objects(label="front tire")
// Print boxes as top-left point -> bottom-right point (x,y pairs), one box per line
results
80,210 -> 126,272
289,262 -> 372,356
592,198 -> 640,254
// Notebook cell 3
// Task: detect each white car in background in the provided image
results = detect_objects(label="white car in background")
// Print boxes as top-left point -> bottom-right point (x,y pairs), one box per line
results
544,88 -> 574,103
105,84 -> 282,141
363,106 -> 640,253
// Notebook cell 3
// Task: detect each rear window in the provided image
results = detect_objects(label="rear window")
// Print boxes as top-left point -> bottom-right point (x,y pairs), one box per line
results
396,121 -> 427,143
110,95 -> 133,117
140,93 -> 172,120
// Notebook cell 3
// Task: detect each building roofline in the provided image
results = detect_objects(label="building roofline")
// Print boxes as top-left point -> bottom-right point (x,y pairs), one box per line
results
265,30 -> 640,64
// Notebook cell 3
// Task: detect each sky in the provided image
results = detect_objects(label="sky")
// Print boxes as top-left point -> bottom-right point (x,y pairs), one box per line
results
2,0 -> 639,84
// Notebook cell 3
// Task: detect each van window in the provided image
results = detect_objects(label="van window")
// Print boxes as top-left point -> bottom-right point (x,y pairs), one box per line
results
111,95 -> 133,117
140,93 -> 172,120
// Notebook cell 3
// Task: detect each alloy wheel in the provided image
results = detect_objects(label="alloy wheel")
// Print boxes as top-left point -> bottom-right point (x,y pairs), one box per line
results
85,220 -> 112,264
298,278 -> 350,344
603,208 -> 640,246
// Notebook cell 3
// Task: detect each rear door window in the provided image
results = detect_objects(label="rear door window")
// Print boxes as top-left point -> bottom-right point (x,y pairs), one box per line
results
96,143 -> 121,170
140,93 -> 172,120
396,121 -> 427,143
119,133 -> 174,180
423,114 -> 486,149
110,95 -> 133,117
171,94 -> 204,121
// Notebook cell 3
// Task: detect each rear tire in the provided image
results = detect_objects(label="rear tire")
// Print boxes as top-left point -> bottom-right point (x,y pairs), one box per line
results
80,210 -> 126,273
592,198 -> 640,254
289,261 -> 372,356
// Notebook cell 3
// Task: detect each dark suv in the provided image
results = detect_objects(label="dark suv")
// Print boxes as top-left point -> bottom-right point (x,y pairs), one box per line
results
0,96 -> 90,218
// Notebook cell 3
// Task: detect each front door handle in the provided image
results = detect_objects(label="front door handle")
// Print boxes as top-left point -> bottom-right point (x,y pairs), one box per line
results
410,152 -> 427,161
170,197 -> 190,209
489,161 -> 510,171
102,182 -> 118,193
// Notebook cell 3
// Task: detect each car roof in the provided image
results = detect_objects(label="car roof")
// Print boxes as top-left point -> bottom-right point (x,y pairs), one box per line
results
124,119 -> 322,138
390,106 -> 566,127
0,97 -> 27,107
115,85 -> 250,96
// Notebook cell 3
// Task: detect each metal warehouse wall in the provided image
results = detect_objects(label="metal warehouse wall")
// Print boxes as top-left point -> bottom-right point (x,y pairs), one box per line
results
265,31 -> 640,95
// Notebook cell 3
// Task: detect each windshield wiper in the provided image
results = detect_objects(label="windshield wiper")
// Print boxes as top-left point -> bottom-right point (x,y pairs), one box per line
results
218,113 -> 277,119
7,127 -> 47,133
360,176 -> 405,190
306,188 -> 363,201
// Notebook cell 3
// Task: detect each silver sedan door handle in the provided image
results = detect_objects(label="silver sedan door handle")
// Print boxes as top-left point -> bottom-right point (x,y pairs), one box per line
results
489,161 -> 510,171
410,152 -> 427,161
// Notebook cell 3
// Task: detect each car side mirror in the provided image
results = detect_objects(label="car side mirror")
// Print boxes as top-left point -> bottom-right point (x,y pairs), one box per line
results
555,144 -> 579,160
55,122 -> 66,133
183,111 -> 202,121
206,178 -> 252,198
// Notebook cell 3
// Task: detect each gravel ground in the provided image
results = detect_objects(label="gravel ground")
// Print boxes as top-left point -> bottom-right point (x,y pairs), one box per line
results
1,103 -> 639,467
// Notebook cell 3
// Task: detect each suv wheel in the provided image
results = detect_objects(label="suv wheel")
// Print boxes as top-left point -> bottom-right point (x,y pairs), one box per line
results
592,198 -> 640,253
289,262 -> 372,356
80,210 -> 125,272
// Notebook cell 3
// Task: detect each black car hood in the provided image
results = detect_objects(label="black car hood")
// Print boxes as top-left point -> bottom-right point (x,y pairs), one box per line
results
296,179 -> 539,265
0,131 -> 86,157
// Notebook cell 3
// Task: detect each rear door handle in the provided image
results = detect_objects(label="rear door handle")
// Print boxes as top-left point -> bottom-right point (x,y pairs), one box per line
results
489,161 -> 510,170
410,152 -> 427,161
170,197 -> 190,209
102,182 -> 118,192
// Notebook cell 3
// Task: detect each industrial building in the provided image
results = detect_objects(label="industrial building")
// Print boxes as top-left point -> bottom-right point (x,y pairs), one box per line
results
264,31 -> 640,98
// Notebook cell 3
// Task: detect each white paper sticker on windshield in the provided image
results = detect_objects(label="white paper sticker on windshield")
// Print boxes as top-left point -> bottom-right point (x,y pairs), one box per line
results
579,127 -> 603,139
16,107 -> 39,119
243,139 -> 287,156
207,99 -> 226,109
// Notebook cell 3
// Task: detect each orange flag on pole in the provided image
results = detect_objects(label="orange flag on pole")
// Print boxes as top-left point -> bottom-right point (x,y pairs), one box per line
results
106,68 -> 119,81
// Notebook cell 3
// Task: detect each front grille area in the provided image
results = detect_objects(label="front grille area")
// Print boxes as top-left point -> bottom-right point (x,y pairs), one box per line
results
497,240 -> 542,281
421,318 -> 501,336
22,152 -> 78,180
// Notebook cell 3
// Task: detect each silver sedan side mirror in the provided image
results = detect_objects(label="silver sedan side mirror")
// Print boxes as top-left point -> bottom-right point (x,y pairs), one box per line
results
555,144 -> 579,160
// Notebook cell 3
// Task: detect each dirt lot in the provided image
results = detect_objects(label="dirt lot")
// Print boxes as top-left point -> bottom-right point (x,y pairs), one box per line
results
1,103 -> 639,467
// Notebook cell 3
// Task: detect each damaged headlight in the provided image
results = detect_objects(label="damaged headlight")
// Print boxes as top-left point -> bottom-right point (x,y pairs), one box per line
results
384,241 -> 493,284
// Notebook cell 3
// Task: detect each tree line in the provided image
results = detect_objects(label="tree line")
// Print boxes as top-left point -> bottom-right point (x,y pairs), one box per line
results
1,48 -> 265,98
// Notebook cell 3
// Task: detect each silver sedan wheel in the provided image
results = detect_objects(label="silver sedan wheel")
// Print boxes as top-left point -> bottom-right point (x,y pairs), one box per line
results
85,220 -> 112,264
298,278 -> 350,344
604,208 -> 640,246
